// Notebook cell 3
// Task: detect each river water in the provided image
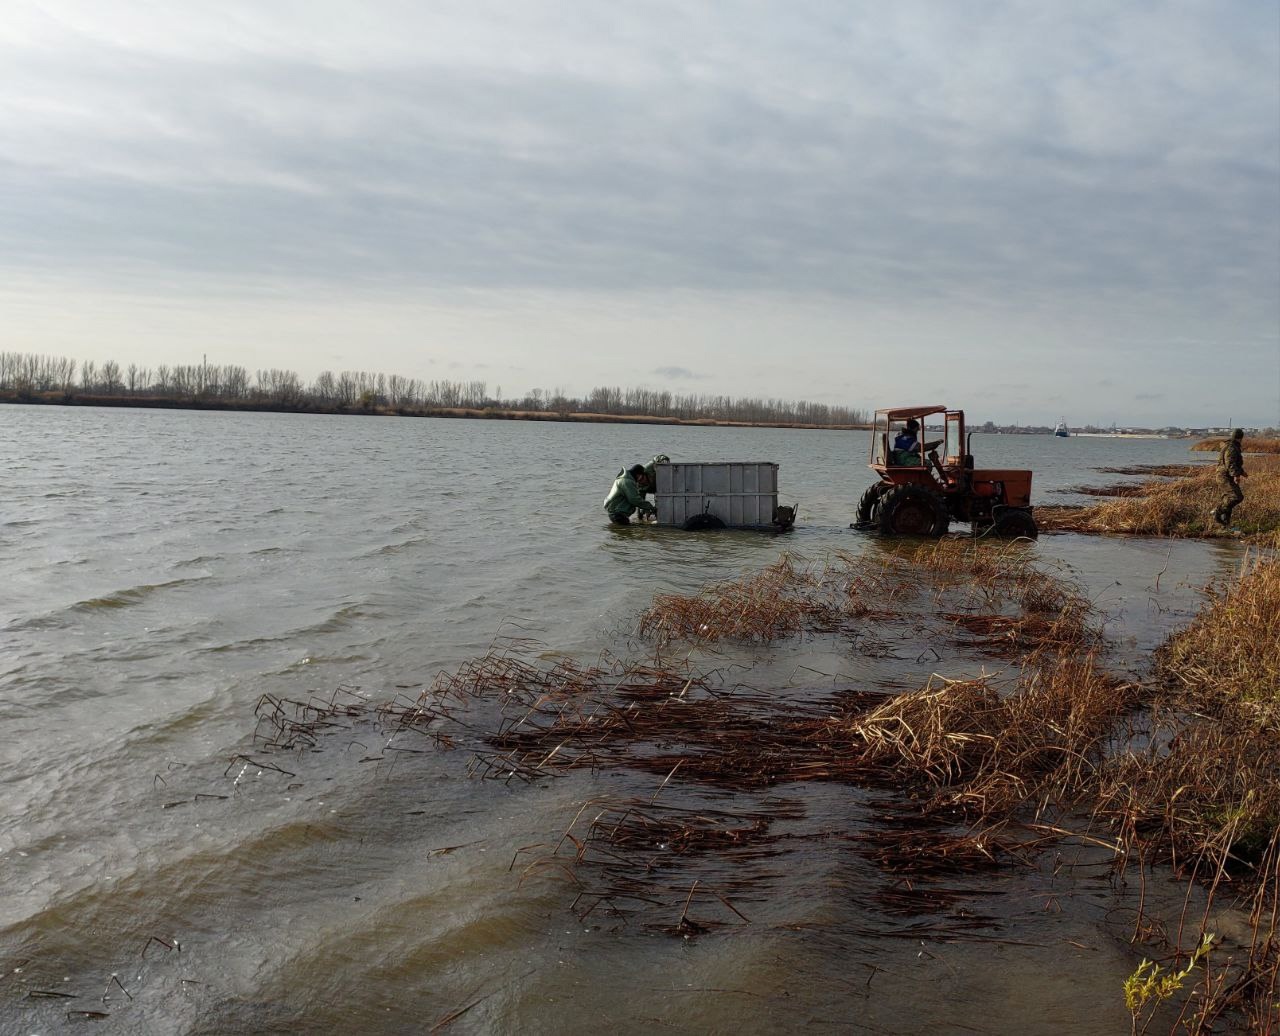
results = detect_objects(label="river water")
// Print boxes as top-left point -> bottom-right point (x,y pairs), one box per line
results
0,405 -> 1243,1034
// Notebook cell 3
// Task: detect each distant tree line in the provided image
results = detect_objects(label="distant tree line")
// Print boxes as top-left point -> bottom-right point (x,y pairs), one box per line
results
0,351 -> 867,427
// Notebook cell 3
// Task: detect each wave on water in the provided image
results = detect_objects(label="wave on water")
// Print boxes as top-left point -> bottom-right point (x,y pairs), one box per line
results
389,515 -> 430,536
203,636 -> 281,654
175,554 -> 223,568
69,578 -> 207,612
7,578 -> 210,631
272,652 -> 372,675
358,535 -> 431,558
299,602 -> 381,635
198,604 -> 380,656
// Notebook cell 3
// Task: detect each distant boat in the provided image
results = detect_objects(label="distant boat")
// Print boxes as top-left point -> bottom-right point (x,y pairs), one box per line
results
1053,419 -> 1070,438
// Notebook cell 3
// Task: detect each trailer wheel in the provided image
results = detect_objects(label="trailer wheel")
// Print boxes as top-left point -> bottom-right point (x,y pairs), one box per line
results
852,482 -> 889,530
682,513 -> 726,532
878,486 -> 949,537
989,508 -> 1038,539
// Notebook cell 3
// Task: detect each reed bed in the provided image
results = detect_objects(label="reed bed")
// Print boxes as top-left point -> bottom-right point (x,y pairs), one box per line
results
243,548 -> 1274,1028
1136,558 -> 1280,869
1158,557 -> 1280,706
1096,464 -> 1209,478
1095,559 -> 1280,1031
359,642 -> 1121,819
637,542 -> 1097,657
852,654 -> 1135,817
637,556 -> 827,642
1063,482 -> 1160,498
1105,782 -> 1278,1030
476,650 -> 1138,931
1039,456 -> 1280,542
1191,437 -> 1280,455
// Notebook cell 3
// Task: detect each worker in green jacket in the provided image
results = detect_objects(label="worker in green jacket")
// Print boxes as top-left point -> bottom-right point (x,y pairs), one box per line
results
604,465 -> 657,525
1212,428 -> 1247,526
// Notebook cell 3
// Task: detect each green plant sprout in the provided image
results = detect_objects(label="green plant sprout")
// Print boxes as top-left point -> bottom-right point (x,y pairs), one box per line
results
1123,933 -> 1214,1035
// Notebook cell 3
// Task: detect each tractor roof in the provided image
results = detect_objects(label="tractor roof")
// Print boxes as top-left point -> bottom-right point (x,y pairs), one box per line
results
875,405 -> 948,421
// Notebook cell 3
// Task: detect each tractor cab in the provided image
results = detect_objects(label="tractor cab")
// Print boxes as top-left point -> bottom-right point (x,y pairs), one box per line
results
870,405 -> 966,482
856,405 -> 1037,538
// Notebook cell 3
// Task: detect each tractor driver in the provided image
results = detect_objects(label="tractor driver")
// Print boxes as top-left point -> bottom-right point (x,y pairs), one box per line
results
891,419 -> 944,466
892,420 -> 923,466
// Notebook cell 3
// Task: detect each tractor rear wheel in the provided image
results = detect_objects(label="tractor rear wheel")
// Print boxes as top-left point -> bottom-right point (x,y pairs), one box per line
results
878,485 -> 949,537
989,508 -> 1038,539
852,482 -> 889,529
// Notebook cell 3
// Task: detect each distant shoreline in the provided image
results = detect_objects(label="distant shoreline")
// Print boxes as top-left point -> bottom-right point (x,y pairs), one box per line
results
0,391 -> 871,432
5,394 -> 1239,438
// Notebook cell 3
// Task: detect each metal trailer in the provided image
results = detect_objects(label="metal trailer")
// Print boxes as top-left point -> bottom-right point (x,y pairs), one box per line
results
653,461 -> 794,531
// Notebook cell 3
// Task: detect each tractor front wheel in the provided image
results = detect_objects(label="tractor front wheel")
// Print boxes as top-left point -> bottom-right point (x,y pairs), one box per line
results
989,508 -> 1038,539
852,482 -> 889,530
878,486 -> 949,537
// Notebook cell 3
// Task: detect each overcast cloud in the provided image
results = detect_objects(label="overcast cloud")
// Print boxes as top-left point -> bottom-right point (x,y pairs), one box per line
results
1,1 -> 1277,424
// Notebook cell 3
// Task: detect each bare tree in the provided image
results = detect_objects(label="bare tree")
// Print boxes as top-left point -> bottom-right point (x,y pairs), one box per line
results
99,360 -> 121,394
312,370 -> 336,403
0,348 -> 869,427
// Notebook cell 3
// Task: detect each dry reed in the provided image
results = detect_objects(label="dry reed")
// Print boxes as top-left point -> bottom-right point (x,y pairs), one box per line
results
1191,437 -> 1280,455
637,542 -> 1097,658
1064,483 -> 1156,498
1094,558 -> 1280,1030
1158,557 -> 1280,706
852,654 -> 1135,816
242,546 -> 1275,1028
1039,456 -> 1280,542
1096,464 -> 1209,478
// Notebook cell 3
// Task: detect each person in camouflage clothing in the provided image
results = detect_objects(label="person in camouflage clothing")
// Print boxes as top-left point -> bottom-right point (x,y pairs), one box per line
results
1212,428 -> 1247,526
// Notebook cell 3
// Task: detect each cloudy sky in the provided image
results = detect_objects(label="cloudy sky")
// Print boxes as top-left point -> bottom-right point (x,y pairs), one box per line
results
2,1 -> 1277,425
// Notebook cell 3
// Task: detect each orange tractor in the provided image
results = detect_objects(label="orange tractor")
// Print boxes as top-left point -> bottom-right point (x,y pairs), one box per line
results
852,406 -> 1038,538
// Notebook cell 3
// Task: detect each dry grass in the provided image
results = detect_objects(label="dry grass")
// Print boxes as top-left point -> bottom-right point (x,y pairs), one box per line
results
637,541 -> 1096,657
1114,558 -> 1280,869
1191,437 -> 1280,455
637,556 -> 825,642
853,654 -> 1134,816
1064,482 -> 1160,498
1158,557 -> 1280,706
1096,464 -> 1209,477
1039,456 -> 1280,543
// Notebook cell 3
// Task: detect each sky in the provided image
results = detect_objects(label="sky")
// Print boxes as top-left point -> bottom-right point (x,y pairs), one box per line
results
1,1 -> 1278,426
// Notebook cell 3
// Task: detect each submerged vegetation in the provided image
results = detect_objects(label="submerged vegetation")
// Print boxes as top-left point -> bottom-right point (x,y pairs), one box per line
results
248,541 -> 1277,1031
